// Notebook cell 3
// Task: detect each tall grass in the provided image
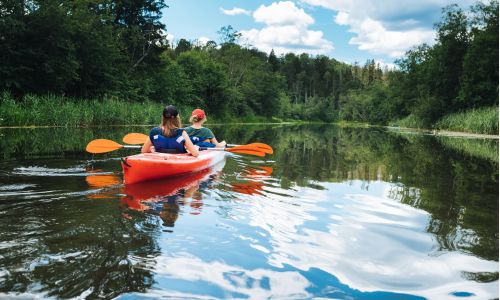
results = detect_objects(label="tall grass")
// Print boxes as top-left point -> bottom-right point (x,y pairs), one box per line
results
0,92 -> 192,127
434,106 -> 499,135
389,114 -> 427,129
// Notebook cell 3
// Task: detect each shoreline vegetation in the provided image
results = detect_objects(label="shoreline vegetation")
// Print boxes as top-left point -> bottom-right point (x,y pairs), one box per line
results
0,1 -> 498,135
0,92 -> 497,139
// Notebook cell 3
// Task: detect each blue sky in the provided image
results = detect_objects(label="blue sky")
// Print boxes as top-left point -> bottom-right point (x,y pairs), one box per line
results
161,0 -> 475,67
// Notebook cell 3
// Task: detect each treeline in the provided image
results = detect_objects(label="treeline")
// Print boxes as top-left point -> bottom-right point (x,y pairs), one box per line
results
0,0 -> 498,130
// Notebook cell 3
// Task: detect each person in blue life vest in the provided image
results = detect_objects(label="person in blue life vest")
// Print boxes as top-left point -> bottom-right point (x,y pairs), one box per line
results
185,108 -> 226,148
141,105 -> 199,157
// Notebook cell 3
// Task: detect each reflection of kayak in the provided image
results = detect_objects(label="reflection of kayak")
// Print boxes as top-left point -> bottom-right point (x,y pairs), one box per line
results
121,160 -> 225,214
232,166 -> 273,196
124,167 -> 212,201
121,151 -> 226,184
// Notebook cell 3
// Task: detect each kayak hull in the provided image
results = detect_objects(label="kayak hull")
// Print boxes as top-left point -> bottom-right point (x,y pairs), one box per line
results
121,151 -> 226,184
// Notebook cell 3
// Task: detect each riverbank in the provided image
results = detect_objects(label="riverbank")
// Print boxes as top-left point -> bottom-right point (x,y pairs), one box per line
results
390,106 -> 499,135
1,93 -> 498,137
386,127 -> 499,140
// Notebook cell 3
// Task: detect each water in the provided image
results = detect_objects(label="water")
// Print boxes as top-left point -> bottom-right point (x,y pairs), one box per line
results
0,125 -> 497,299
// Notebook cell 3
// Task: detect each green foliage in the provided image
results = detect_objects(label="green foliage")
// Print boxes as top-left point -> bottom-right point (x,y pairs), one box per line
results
438,136 -> 499,162
0,0 -> 167,99
0,1 -> 497,129
434,106 -> 499,134
458,0 -> 499,108
390,115 -> 427,129
0,92 -> 161,127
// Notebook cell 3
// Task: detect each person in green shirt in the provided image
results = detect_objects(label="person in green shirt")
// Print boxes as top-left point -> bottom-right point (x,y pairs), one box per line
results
185,109 -> 226,148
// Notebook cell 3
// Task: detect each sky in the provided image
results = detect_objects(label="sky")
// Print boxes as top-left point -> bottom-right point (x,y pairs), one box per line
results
161,0 -> 476,67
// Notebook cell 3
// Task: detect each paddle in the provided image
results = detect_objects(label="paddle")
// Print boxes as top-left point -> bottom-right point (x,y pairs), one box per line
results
86,139 -> 266,157
122,133 -> 149,145
86,139 -> 141,154
229,143 -> 273,154
122,133 -> 273,154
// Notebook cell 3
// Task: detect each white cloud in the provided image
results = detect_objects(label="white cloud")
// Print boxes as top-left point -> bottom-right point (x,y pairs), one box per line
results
165,33 -> 175,44
240,1 -> 334,55
220,7 -> 251,16
300,0 -> 476,57
347,17 -> 435,57
253,1 -> 314,26
335,11 -> 349,25
196,36 -> 211,45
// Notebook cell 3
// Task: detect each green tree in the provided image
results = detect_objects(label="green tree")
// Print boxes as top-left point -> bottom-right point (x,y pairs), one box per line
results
458,0 -> 499,108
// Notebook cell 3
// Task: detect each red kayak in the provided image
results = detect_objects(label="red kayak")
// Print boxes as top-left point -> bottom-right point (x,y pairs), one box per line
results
121,151 -> 226,184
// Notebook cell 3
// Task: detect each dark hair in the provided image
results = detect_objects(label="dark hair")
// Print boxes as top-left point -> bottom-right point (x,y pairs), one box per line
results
161,105 -> 182,137
163,105 -> 178,118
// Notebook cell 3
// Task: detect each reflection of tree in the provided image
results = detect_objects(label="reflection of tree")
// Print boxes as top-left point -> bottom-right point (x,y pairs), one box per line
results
0,127 -> 141,160
217,124 -> 498,265
0,192 -> 158,298
1,124 -> 498,294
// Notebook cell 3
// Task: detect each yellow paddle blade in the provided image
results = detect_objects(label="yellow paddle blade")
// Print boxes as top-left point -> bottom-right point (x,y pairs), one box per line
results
123,133 -> 148,145
86,139 -> 124,154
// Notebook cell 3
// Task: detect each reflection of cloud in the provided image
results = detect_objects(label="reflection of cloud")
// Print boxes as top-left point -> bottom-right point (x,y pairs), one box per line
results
150,256 -> 311,299
243,180 -> 498,299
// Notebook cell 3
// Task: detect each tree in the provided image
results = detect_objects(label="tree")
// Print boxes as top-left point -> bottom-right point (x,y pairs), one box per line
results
458,0 -> 499,108
217,25 -> 241,45
268,50 -> 280,72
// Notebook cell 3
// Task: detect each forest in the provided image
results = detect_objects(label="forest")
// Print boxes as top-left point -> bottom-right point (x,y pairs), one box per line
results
0,0 -> 498,133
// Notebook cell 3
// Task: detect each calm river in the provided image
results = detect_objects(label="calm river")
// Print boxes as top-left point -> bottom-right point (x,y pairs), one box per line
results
0,124 -> 498,299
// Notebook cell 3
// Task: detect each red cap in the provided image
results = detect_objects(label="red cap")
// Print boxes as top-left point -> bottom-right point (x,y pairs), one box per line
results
191,108 -> 206,119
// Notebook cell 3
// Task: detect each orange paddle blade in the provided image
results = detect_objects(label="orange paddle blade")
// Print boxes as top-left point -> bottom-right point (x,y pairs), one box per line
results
86,139 -> 124,154
248,143 -> 273,154
123,133 -> 149,145
229,143 -> 273,154
227,145 -> 267,153
227,148 -> 265,157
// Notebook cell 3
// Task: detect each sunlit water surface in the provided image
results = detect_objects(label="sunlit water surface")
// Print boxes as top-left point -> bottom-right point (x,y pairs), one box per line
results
0,125 -> 497,299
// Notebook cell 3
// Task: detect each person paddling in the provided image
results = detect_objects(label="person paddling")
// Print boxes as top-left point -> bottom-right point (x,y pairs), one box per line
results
141,105 -> 199,157
185,109 -> 226,148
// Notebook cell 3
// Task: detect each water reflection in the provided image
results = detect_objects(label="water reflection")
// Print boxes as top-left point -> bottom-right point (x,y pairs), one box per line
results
121,162 -> 225,228
0,125 -> 497,299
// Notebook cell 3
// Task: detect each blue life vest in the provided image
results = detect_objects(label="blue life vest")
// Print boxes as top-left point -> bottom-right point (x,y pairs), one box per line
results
149,127 -> 202,153
150,127 -> 186,153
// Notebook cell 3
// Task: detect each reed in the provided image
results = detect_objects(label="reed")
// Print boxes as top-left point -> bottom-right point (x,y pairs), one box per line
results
0,92 -> 194,127
434,106 -> 499,135
389,114 -> 426,129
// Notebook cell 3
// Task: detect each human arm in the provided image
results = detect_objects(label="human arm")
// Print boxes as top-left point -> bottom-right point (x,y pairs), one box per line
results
205,128 -> 226,147
141,139 -> 154,153
209,137 -> 226,148
183,131 -> 199,157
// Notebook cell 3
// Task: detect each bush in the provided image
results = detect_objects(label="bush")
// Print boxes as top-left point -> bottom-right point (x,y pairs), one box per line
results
434,106 -> 498,134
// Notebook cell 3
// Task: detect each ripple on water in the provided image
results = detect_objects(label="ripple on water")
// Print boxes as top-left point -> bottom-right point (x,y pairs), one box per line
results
12,166 -> 114,177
